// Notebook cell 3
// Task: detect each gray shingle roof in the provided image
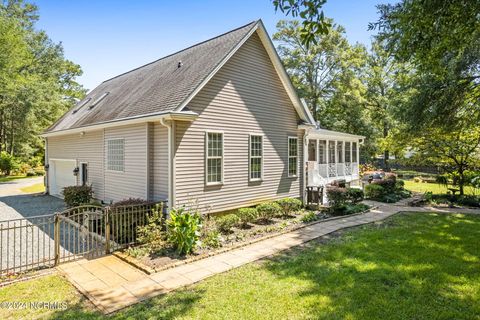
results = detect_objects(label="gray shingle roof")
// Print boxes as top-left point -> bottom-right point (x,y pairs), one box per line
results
47,21 -> 258,132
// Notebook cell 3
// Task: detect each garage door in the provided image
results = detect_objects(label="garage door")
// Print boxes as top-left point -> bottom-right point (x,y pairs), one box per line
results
49,159 -> 77,197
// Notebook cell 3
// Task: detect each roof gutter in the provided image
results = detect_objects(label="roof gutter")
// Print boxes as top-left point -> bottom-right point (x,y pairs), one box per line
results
40,111 -> 198,138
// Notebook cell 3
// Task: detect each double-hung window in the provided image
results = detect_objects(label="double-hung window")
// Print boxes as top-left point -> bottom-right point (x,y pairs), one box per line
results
206,132 -> 223,185
249,135 -> 263,181
288,137 -> 298,177
107,138 -> 124,172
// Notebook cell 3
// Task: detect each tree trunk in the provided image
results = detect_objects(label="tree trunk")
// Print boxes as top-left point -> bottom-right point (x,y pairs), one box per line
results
383,120 -> 390,171
458,169 -> 465,196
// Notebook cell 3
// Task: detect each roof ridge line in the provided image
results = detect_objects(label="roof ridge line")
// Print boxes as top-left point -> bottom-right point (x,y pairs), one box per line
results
101,20 -> 258,84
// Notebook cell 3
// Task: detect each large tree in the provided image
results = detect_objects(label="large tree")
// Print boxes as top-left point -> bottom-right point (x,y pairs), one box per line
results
272,0 -> 330,47
363,39 -> 413,170
273,20 -> 366,121
0,0 -> 85,160
371,0 -> 480,129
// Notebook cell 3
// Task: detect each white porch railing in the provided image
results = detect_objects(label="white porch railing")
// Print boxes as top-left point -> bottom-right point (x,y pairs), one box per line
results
328,163 -> 336,177
308,162 -> 360,186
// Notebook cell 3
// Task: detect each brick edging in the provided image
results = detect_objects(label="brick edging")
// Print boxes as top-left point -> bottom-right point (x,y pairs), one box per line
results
114,206 -> 376,274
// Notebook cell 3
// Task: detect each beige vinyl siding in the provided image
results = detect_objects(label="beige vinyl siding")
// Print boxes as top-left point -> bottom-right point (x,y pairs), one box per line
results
47,130 -> 104,198
104,123 -> 148,202
151,122 -> 169,201
175,32 -> 304,213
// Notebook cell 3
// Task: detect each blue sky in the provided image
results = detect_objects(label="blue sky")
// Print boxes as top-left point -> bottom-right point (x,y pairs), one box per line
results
35,0 -> 387,91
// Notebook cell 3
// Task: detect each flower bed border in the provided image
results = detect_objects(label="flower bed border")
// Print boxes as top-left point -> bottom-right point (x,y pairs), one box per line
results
114,206 -> 375,274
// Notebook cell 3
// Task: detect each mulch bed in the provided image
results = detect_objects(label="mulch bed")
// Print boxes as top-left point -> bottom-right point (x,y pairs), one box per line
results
126,210 -> 333,271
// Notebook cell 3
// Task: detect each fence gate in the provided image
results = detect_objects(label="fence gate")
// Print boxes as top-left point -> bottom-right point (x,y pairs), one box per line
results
0,202 -> 161,277
56,205 -> 108,264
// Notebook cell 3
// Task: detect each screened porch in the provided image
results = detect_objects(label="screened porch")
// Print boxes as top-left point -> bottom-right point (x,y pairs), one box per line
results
305,128 -> 364,187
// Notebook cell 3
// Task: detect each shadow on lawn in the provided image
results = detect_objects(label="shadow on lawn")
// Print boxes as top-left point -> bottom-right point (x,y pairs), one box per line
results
263,212 -> 480,319
47,212 -> 480,319
49,289 -> 205,319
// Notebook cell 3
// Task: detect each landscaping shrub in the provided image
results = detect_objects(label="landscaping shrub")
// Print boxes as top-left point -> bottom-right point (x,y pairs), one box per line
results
395,180 -> 405,189
326,186 -> 348,209
385,172 -> 397,182
345,188 -> 364,204
136,204 -> 166,252
110,198 -> 153,208
62,185 -> 93,207
364,184 -> 386,200
0,151 -> 18,175
202,230 -> 222,248
34,169 -> 45,176
342,203 -> 369,215
300,211 -> 318,223
166,207 -> 202,255
109,198 -> 158,245
276,198 -> 303,216
236,208 -> 257,228
372,178 -> 396,193
215,214 -> 240,234
256,202 -> 282,221
456,195 -> 480,207
26,171 -> 36,177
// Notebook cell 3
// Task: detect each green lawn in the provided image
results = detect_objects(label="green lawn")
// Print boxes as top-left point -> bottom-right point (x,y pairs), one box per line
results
0,175 -> 28,183
403,179 -> 477,195
1,212 -> 480,320
19,182 -> 45,193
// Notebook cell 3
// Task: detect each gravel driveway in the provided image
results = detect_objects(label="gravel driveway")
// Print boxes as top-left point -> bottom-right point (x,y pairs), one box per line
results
0,177 -> 44,197
0,180 -> 65,274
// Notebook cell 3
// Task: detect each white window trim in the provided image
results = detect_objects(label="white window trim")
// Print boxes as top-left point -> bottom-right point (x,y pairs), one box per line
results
249,134 -> 263,182
288,136 -> 298,178
106,138 -> 125,173
205,130 -> 224,186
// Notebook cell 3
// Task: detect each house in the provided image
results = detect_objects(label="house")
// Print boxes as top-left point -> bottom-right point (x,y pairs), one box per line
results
41,20 -> 364,213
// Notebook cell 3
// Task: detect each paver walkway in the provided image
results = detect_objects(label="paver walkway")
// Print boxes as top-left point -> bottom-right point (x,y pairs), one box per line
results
57,201 -> 479,314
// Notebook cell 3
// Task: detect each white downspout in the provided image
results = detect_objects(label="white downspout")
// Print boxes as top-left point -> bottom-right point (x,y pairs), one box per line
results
302,129 -> 309,204
160,118 -> 174,211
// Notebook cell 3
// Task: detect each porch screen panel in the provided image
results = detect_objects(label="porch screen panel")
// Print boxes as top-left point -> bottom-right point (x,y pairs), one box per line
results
328,141 -> 335,163
345,142 -> 351,162
352,142 -> 358,162
337,141 -> 343,163
308,140 -> 317,161
318,140 -> 326,164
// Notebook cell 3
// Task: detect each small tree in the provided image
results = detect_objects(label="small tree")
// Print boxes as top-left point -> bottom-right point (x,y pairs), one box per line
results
0,151 -> 18,175
416,127 -> 480,195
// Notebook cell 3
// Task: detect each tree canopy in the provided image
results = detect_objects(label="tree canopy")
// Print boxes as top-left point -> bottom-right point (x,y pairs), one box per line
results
371,0 -> 480,130
0,0 -> 85,162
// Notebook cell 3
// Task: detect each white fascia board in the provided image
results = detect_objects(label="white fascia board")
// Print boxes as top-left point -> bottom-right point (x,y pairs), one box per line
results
40,111 -> 198,138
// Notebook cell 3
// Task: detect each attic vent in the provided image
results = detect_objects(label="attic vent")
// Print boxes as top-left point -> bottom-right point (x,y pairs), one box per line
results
72,98 -> 92,114
177,61 -> 183,68
89,92 -> 109,110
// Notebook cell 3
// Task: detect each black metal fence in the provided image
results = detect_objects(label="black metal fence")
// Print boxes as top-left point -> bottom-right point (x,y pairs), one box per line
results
0,202 -> 163,276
